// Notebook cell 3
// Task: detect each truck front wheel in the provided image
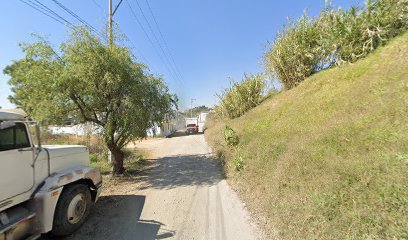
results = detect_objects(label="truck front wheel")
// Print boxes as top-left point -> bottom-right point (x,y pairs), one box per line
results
51,184 -> 92,236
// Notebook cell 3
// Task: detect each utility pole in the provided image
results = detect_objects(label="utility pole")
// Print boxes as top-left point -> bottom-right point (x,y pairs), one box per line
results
107,0 -> 123,163
190,98 -> 196,117
108,0 -> 124,46
108,0 -> 112,46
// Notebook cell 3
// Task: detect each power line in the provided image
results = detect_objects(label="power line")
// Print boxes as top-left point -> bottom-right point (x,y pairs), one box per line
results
115,22 -> 153,68
32,0 -> 73,26
51,0 -> 97,31
21,0 -> 76,29
91,0 -> 104,12
21,0 -> 144,65
20,0 -> 66,26
25,0 -> 105,40
21,0 -> 182,93
126,39 -> 150,65
20,0 -> 107,57
125,0 -> 182,87
144,0 -> 184,81
51,0 -> 105,38
133,0 -> 183,84
92,0 -> 179,87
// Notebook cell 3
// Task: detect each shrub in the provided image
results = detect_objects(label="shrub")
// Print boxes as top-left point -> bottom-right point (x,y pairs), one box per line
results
263,14 -> 325,90
318,0 -> 408,65
263,0 -> 408,90
215,73 -> 266,119
233,149 -> 244,171
222,125 -> 244,171
224,125 -> 240,147
397,153 -> 408,163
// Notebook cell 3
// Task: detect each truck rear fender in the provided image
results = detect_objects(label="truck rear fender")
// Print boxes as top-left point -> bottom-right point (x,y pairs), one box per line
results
32,166 -> 102,234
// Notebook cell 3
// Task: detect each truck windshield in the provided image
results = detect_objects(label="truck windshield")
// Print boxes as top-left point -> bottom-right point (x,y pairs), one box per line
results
187,124 -> 196,127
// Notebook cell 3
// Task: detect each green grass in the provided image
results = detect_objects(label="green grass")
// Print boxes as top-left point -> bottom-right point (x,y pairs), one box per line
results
206,32 -> 408,239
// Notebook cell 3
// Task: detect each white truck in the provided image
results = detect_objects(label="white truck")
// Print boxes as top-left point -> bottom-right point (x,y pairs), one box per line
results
197,112 -> 208,133
0,109 -> 102,239
184,118 -> 198,134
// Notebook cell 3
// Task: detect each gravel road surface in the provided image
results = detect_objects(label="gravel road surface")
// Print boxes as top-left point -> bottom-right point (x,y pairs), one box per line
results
51,132 -> 262,240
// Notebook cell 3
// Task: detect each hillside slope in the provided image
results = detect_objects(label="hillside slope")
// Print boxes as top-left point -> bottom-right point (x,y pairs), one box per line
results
206,32 -> 408,239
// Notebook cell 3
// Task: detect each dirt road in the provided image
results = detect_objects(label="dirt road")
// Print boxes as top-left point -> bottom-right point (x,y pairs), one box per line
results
56,132 -> 262,240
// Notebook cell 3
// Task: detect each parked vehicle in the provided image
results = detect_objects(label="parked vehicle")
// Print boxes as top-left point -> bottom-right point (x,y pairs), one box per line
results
0,109 -> 102,239
198,112 -> 208,133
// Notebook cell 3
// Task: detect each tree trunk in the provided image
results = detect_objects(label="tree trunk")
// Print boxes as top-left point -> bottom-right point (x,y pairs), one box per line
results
111,147 -> 125,175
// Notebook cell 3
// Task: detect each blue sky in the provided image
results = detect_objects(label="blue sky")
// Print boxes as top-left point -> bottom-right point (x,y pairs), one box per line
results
0,0 -> 363,110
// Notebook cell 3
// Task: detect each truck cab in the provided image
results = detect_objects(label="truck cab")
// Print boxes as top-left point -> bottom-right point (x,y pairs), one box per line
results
0,109 -> 102,239
184,118 -> 198,134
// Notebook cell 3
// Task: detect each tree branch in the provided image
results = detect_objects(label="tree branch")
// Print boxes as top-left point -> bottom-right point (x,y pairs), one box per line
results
70,93 -> 104,126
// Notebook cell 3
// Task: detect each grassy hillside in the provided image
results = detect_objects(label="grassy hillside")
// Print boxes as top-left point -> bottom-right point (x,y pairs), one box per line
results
206,32 -> 408,239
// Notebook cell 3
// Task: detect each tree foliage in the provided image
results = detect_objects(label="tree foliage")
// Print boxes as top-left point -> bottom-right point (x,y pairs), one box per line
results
4,27 -> 176,175
263,0 -> 408,90
184,105 -> 212,118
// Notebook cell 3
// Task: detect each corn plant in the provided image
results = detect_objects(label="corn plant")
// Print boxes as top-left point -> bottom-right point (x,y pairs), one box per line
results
215,73 -> 266,119
263,13 -> 325,90
263,0 -> 408,90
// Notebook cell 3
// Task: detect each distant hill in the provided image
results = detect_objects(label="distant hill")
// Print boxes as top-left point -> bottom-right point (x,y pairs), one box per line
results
206,32 -> 408,239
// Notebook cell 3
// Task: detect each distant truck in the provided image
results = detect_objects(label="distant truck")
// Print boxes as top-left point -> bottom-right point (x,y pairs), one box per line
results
197,112 -> 209,133
185,118 -> 198,134
0,109 -> 102,239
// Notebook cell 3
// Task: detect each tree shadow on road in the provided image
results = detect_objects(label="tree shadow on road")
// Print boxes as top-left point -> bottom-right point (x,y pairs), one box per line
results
41,195 -> 175,240
113,153 -> 223,190
166,131 -> 204,138
133,154 -> 224,190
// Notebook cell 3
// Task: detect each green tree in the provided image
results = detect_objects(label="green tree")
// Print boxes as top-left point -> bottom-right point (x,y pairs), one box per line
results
4,27 -> 177,175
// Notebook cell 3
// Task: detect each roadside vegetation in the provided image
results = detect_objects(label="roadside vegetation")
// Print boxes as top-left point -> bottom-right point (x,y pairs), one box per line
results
264,0 -> 407,90
207,0 -> 408,238
4,27 -> 176,175
41,131 -> 148,175
184,105 -> 213,117
206,32 -> 408,239
214,73 -> 267,119
215,0 -> 407,120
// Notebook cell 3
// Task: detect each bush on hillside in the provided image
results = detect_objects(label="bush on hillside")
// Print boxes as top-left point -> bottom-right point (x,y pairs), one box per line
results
318,0 -> 408,64
224,125 -> 239,147
264,0 -> 408,90
263,14 -> 326,90
215,73 -> 266,119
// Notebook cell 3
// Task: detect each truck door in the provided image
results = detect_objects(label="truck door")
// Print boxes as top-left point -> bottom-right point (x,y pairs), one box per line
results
0,122 -> 34,203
